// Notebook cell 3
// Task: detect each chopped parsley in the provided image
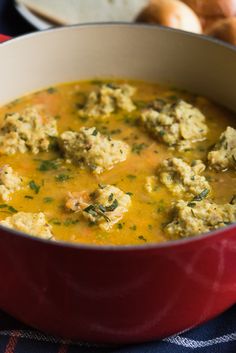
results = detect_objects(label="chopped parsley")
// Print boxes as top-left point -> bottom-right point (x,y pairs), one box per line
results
159,130 -> 166,137
55,174 -> 71,182
49,218 -> 61,225
134,100 -> 147,109
192,189 -> 210,202
123,115 -> 138,126
98,183 -> 106,189
167,95 -> 178,100
110,129 -> 122,135
43,197 -> 54,203
0,204 -> 7,208
29,180 -> 40,194
38,159 -> 59,172
47,87 -> 57,94
127,174 -> 136,180
90,79 -> 103,85
0,204 -> 18,213
105,199 -> 118,212
108,193 -> 114,202
24,195 -> 33,200
126,192 -> 133,196
84,205 -> 110,222
92,128 -> 98,136
230,195 -> 236,205
131,143 -> 148,155
130,225 -> 137,231
187,202 -> 196,208
157,200 -> 166,213
8,206 -> 18,213
138,235 -> 147,242
64,218 -> 79,226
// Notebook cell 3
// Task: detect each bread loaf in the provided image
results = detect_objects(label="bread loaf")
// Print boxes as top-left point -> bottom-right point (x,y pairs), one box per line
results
136,0 -> 202,33
206,17 -> 236,45
182,0 -> 236,17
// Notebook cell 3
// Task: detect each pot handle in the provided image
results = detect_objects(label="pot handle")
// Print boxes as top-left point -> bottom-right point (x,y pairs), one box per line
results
0,35 -> 11,43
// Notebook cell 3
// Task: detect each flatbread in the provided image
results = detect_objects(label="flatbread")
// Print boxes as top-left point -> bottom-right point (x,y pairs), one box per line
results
17,0 -> 148,25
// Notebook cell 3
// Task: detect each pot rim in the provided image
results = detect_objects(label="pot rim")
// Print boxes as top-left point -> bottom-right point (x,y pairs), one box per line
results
1,22 -> 236,252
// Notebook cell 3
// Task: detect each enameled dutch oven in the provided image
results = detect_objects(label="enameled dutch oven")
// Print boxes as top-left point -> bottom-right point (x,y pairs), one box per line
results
0,24 -> 236,344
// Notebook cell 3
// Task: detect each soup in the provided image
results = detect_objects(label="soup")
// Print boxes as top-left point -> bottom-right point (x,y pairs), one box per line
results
0,79 -> 235,246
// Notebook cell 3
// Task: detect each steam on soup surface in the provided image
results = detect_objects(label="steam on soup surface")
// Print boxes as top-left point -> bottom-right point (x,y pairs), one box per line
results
0,79 -> 235,246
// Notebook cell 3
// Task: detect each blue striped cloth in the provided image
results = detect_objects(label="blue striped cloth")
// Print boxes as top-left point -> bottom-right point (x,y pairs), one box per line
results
0,306 -> 235,352
0,1 -> 235,352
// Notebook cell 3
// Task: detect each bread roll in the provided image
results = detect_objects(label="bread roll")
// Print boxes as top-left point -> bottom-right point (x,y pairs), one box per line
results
136,0 -> 202,33
182,0 -> 236,18
199,15 -> 225,32
206,17 -> 236,45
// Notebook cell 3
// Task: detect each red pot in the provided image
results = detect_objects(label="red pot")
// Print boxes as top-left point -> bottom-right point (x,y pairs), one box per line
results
0,25 -> 235,344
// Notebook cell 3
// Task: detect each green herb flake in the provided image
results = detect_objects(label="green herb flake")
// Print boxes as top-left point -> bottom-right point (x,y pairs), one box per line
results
55,174 -> 71,182
167,95 -> 178,100
126,192 -> 133,196
64,218 -> 79,226
117,223 -> 123,229
110,129 -> 122,135
123,115 -> 137,126
38,159 -> 58,172
98,204 -> 106,213
29,180 -> 41,194
98,183 -> 106,189
84,204 -> 110,222
157,200 -> 165,213
159,130 -> 166,137
90,79 -> 103,85
0,204 -> 17,214
192,189 -> 210,202
49,136 -> 59,151
134,100 -> 147,109
49,218 -> 61,225
206,175 -> 213,182
8,206 -> 17,213
108,193 -> 114,202
187,202 -> 196,208
47,87 -> 57,94
127,174 -> 136,180
24,195 -> 33,200
92,128 -> 98,136
0,204 -> 8,209
78,115 -> 89,122
138,235 -> 147,242
83,205 -> 98,217
230,195 -> 236,205
105,199 -> 118,212
130,225 -> 137,231
131,143 -> 148,155
43,197 -> 54,204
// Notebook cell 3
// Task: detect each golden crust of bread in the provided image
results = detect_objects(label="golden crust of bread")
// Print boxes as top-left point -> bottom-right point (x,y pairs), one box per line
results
182,0 -> 236,18
199,15 -> 225,32
136,0 -> 202,33
206,16 -> 236,45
